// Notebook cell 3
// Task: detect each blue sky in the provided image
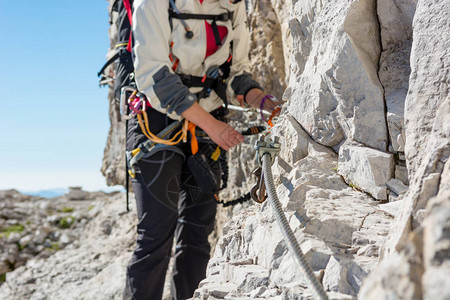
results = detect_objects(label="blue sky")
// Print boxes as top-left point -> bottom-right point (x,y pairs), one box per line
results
0,1 -> 119,192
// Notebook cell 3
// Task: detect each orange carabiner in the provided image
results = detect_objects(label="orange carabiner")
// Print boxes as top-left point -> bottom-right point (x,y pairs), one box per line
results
267,106 -> 281,128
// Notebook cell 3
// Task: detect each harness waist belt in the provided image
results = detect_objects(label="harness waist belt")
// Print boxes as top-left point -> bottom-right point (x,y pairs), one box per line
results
179,74 -> 217,88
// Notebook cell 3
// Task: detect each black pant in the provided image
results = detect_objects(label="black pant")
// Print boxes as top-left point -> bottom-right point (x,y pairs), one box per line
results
124,110 -> 219,300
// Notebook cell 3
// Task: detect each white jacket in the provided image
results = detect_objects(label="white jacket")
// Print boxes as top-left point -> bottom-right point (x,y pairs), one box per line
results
132,0 -> 261,120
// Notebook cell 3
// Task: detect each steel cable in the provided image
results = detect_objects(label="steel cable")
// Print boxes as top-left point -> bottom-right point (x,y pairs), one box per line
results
262,154 -> 329,300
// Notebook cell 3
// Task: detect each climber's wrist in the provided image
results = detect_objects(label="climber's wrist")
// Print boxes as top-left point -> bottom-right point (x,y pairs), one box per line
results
243,88 -> 264,108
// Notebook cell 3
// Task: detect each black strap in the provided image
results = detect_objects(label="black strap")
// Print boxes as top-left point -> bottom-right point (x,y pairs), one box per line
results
241,126 -> 266,136
125,104 -> 130,212
211,21 -> 222,46
178,74 -> 228,104
216,192 -> 251,207
126,149 -> 130,212
169,11 -> 233,22
97,51 -> 120,77
179,74 -> 216,88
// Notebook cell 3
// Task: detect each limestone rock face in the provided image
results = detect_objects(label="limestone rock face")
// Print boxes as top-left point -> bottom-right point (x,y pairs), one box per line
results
382,0 -> 449,257
286,0 -> 386,151
360,1 -> 450,298
195,116 -> 396,299
247,0 -> 287,99
378,0 -> 415,153
197,0 -> 449,299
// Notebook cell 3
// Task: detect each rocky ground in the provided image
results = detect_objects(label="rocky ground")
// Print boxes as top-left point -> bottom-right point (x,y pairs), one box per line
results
0,173 -> 402,300
0,187 -> 247,300
0,189 -> 136,299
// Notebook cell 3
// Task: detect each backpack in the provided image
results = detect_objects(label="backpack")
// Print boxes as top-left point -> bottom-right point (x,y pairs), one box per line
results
98,0 -> 135,102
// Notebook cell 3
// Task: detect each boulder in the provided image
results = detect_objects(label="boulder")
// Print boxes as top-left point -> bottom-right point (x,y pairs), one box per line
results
338,142 -> 394,200
287,0 -> 387,151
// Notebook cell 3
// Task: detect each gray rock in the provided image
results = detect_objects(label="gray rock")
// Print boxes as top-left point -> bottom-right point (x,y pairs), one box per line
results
359,251 -> 422,300
33,227 -> 52,245
422,189 -> 450,300
422,264 -> 450,300
386,179 -> 409,196
386,90 -> 407,152
67,187 -> 87,200
287,0 -> 388,151
395,165 -> 409,185
0,261 -> 10,275
7,232 -> 22,244
0,192 -> 135,300
59,233 -> 71,245
383,0 -> 450,258
338,143 -> 394,200
19,235 -> 33,248
363,2 -> 450,299
322,256 -> 367,296
246,286 -> 267,298
377,0 -> 416,153
379,201 -> 403,218
356,244 -> 379,257
199,282 -> 237,299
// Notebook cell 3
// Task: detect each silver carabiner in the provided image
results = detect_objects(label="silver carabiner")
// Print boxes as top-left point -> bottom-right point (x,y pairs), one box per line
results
120,86 -> 137,120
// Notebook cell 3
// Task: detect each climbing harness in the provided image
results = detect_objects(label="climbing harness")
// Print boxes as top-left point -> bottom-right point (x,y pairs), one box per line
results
254,136 -> 329,300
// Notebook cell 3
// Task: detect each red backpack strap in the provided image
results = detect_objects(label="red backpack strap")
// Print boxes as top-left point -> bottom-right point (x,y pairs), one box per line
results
123,0 -> 133,52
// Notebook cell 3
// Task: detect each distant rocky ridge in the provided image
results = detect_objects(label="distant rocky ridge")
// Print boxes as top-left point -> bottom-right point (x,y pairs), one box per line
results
20,188 -> 69,199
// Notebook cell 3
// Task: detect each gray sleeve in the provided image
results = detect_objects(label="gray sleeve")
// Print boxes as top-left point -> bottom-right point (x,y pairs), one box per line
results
153,66 -> 196,115
230,72 -> 263,98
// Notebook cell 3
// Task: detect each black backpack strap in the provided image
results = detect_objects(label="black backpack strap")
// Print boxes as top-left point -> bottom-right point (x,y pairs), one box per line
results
169,11 -> 233,45
211,21 -> 222,45
168,11 -> 233,22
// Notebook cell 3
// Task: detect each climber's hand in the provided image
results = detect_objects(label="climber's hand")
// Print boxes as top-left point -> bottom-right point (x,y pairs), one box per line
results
204,119 -> 244,151
182,102 -> 244,151
241,89 -> 283,114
